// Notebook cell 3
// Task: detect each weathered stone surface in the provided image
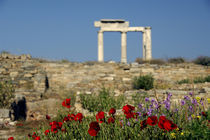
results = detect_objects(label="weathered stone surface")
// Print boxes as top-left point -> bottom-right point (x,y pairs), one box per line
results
0,53 -> 210,121
0,109 -> 10,118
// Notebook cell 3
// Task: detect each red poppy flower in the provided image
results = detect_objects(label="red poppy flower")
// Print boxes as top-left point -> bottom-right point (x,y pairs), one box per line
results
140,119 -> 147,130
50,121 -> 62,133
108,117 -> 115,124
62,98 -> 71,108
163,120 -> 177,131
61,128 -> 66,133
46,115 -> 51,120
8,137 -> 14,140
63,116 -> 69,122
109,108 -> 116,115
51,124 -> 58,133
68,113 -> 75,121
74,113 -> 83,122
34,136 -> 40,140
158,116 -> 167,129
57,122 -> 63,129
96,111 -> 105,123
16,123 -> 23,126
143,113 -> 148,117
122,105 -> 135,114
88,128 -> 98,136
49,121 -> 57,126
147,116 -> 158,126
125,112 -> 134,119
32,132 -> 37,138
44,129 -> 50,135
88,121 -> 100,136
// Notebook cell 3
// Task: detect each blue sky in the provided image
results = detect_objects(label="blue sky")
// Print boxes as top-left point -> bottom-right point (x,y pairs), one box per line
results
0,0 -> 209,62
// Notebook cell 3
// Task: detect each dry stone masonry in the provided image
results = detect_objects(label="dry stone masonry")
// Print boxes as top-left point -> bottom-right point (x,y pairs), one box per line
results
0,53 -> 210,122
94,19 -> 152,63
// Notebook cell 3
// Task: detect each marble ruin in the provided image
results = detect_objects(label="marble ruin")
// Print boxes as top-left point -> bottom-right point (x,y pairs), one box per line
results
94,19 -> 152,63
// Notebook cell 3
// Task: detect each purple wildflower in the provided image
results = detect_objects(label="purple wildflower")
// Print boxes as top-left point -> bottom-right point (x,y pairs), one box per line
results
173,108 -> 178,112
138,104 -> 142,109
181,100 -> 186,106
165,101 -> 170,110
167,93 -> 172,101
189,106 -> 193,112
137,112 -> 141,117
200,100 -> 204,106
192,99 -> 197,105
154,102 -> 160,109
151,98 -> 155,103
127,121 -> 131,126
184,96 -> 190,100
145,97 -> 149,102
189,92 -> 193,96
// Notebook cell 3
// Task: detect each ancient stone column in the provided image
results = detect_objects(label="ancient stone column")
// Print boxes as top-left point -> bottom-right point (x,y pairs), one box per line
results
121,31 -> 127,63
145,27 -> 152,60
98,31 -> 104,62
142,31 -> 146,60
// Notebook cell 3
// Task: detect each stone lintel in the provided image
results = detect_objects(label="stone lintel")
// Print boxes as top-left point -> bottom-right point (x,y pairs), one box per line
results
94,20 -> 129,28
100,27 -> 145,32
100,19 -> 125,23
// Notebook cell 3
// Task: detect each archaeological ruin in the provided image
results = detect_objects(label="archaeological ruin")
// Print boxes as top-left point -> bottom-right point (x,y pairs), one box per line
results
94,19 -> 152,63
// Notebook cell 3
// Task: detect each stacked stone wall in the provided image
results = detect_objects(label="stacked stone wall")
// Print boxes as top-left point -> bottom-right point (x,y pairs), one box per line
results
0,54 -> 210,121
0,54 -> 209,95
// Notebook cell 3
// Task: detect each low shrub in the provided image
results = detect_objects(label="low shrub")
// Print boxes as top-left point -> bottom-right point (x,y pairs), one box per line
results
194,56 -> 210,66
0,81 -> 15,108
135,58 -> 165,65
168,57 -> 186,64
177,79 -> 190,84
177,75 -> 210,84
149,59 -> 166,65
193,77 -> 206,83
132,75 -> 154,90
205,75 -> 210,82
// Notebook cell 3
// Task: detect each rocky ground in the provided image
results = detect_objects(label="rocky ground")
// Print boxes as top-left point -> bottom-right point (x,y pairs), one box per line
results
0,53 -> 209,139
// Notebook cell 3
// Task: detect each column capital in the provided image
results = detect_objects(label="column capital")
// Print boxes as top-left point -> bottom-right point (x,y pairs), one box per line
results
120,31 -> 127,33
98,30 -> 104,33
145,26 -> 152,30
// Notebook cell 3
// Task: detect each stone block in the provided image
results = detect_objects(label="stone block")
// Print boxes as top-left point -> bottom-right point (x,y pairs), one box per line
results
10,71 -> 19,78
0,109 -> 10,118
103,77 -> 114,81
122,78 -> 131,82
24,73 -> 33,78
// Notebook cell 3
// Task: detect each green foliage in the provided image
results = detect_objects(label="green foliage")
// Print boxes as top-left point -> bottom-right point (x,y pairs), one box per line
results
205,75 -> 210,82
80,88 -> 125,112
194,56 -> 210,66
132,75 -> 154,90
135,58 -> 166,65
28,93 -> 210,140
177,75 -> 210,84
177,79 -> 190,84
193,77 -> 206,83
149,59 -> 166,65
132,92 -> 148,106
0,81 -> 15,108
0,50 -> 10,54
60,59 -> 70,63
83,61 -> 99,66
168,57 -> 186,64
